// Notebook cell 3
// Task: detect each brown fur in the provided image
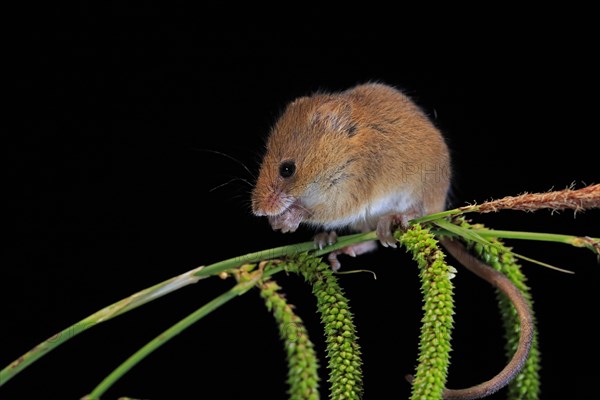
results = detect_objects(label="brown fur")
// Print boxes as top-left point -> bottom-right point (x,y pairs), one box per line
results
252,83 -> 450,228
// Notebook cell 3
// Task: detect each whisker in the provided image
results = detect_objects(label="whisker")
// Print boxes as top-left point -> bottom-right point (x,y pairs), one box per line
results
209,178 -> 253,192
193,148 -> 256,179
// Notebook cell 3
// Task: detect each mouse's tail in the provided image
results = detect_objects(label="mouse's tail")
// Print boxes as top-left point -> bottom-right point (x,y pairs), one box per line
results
406,238 -> 534,400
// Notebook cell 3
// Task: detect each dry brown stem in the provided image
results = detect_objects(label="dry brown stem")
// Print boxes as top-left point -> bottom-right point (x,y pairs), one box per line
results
465,184 -> 600,214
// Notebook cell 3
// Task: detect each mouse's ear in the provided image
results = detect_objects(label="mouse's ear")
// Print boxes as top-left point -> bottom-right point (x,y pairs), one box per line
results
288,96 -> 309,107
310,99 -> 356,136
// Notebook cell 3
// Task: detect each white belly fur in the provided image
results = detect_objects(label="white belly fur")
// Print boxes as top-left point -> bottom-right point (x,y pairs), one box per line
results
321,189 -> 416,231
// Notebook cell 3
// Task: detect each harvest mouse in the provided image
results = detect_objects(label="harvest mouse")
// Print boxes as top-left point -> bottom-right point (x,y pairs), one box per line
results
252,83 -> 533,399
252,83 -> 450,269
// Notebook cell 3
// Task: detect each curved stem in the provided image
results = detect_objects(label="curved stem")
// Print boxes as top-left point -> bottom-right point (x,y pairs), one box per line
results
1,234 -> 370,387
83,273 -> 264,399
0,314 -> 98,388
0,265 -> 203,386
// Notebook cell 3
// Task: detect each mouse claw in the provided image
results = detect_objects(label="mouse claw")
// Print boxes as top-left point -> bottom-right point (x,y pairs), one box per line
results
376,215 -> 400,248
314,231 -> 338,250
328,252 -> 342,272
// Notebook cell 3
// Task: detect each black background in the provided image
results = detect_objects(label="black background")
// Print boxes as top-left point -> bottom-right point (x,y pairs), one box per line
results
5,11 -> 599,400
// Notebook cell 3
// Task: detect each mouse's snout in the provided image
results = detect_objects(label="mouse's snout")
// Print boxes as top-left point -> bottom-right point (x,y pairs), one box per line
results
251,183 -> 297,218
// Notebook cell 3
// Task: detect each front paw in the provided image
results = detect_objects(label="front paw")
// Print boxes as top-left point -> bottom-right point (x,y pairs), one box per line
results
268,205 -> 306,233
376,210 -> 422,247
375,215 -> 398,248
375,213 -> 415,248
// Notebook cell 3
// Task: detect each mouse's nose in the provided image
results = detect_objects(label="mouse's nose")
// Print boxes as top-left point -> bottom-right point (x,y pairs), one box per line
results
252,190 -> 291,217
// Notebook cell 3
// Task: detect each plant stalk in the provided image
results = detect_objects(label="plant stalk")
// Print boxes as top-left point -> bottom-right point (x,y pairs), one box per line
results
83,274 -> 262,399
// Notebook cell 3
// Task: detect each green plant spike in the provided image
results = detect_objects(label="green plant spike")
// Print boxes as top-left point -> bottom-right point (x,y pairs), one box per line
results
398,224 -> 456,400
260,278 -> 320,400
286,254 -> 364,400
458,219 -> 541,400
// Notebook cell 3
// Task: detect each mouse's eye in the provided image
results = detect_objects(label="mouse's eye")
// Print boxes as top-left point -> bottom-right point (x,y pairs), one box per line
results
279,160 -> 296,178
